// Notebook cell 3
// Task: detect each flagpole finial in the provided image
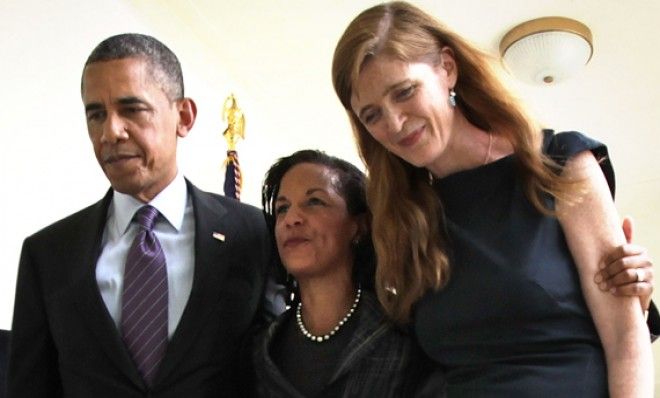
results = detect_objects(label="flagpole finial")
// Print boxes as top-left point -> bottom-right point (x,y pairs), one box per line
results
222,93 -> 245,151
222,93 -> 244,200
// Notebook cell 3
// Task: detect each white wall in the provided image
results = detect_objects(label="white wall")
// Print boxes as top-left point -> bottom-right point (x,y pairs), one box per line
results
0,0 -> 362,329
0,0 -> 285,328
1,0 -> 142,329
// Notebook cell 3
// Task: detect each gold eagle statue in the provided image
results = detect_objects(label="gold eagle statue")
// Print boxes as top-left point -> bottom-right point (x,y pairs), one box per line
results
222,93 -> 245,151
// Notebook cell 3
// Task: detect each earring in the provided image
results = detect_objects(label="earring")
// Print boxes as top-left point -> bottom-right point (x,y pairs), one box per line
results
448,88 -> 457,107
285,273 -> 299,307
352,235 -> 361,246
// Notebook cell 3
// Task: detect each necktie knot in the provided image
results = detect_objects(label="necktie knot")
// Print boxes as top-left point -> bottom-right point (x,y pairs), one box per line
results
135,205 -> 159,231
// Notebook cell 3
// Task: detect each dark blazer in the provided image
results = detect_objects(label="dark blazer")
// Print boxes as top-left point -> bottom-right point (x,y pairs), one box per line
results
253,292 -> 433,397
0,329 -> 8,398
8,180 -> 273,398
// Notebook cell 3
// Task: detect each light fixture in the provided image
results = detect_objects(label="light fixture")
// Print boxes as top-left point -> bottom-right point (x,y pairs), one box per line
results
499,17 -> 593,85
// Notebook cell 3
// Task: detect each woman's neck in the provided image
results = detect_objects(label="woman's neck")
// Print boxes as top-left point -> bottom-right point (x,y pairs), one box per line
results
297,274 -> 357,336
427,112 -> 512,179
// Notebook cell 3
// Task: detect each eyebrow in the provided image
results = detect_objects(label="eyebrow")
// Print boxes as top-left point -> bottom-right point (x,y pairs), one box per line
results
117,96 -> 148,106
275,187 -> 326,202
356,79 -> 410,121
306,188 -> 326,195
84,103 -> 104,113
84,96 -> 149,113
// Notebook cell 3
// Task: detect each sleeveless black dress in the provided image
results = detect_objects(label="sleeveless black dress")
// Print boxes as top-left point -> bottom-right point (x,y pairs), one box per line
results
414,131 -> 612,397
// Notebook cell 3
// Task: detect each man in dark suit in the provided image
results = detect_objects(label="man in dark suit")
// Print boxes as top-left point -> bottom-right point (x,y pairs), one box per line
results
8,33 -> 275,397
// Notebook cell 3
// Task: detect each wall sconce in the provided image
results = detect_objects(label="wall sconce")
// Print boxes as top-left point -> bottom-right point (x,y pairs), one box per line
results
499,17 -> 593,85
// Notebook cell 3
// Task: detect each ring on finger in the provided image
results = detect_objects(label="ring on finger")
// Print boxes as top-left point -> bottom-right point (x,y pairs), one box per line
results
635,268 -> 644,283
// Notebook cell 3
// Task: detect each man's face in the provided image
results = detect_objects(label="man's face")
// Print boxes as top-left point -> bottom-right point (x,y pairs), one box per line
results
82,57 -> 189,202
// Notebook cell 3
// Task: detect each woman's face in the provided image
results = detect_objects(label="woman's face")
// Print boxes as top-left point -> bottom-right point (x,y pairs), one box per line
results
350,52 -> 457,169
274,162 -> 361,281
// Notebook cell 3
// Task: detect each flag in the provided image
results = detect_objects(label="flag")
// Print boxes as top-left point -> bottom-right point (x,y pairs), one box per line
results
223,150 -> 242,200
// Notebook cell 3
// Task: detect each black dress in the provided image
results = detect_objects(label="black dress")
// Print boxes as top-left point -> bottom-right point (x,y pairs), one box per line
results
414,131 -> 612,397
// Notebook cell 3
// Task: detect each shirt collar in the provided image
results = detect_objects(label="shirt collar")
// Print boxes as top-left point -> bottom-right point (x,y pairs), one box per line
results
112,173 -> 188,235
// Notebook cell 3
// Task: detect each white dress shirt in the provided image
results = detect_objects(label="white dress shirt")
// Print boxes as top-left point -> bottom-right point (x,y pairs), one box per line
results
96,173 -> 195,338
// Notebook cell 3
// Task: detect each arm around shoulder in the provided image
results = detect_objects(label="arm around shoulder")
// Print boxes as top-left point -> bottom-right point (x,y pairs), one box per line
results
557,150 -> 653,397
647,300 -> 660,342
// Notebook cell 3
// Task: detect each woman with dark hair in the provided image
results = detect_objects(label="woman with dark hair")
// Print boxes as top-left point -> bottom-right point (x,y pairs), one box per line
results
253,150 -> 427,397
332,2 -> 655,396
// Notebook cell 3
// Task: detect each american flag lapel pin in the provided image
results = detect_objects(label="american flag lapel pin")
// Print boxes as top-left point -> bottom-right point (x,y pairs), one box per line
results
212,232 -> 225,242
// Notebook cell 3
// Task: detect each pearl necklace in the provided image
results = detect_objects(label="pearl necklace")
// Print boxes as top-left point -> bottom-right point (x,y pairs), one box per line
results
296,287 -> 362,343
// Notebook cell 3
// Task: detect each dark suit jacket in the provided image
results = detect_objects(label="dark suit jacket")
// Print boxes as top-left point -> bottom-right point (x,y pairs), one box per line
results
0,329 -> 8,398
8,180 -> 273,397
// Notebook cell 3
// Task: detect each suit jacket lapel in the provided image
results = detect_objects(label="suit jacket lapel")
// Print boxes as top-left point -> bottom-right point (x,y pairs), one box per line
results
156,181 -> 230,382
71,189 -> 145,388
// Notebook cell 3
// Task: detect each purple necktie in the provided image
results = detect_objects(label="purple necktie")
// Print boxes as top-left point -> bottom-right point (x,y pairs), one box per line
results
121,205 -> 168,386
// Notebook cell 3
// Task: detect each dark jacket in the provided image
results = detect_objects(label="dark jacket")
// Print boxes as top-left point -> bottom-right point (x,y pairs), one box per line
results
8,181 -> 273,398
253,292 -> 433,397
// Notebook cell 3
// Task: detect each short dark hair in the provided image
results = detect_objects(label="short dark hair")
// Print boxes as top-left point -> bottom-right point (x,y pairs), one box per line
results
82,33 -> 184,101
262,150 -> 375,304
